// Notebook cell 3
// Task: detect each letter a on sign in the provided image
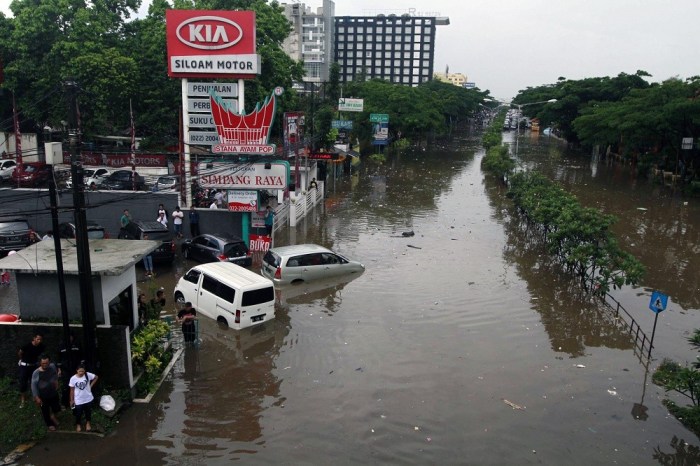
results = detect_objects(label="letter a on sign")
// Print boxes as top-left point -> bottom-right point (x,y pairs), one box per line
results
648,291 -> 668,313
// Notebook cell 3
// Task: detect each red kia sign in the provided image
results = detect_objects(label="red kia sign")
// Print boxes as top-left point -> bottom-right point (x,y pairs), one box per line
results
166,10 -> 259,78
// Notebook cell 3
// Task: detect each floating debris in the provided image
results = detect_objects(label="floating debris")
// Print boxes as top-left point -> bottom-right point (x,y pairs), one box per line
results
502,399 -> 525,410
637,207 -> 648,211
575,364 -> 586,368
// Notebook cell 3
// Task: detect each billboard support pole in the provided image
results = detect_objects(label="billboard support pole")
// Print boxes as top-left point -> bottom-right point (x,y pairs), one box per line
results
182,78 -> 192,207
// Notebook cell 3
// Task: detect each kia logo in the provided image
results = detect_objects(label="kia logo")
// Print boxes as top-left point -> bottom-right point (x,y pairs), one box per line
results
176,16 -> 244,51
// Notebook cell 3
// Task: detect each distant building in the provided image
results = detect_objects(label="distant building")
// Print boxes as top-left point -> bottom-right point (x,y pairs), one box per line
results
334,14 -> 450,86
281,0 -> 335,87
433,72 -> 467,87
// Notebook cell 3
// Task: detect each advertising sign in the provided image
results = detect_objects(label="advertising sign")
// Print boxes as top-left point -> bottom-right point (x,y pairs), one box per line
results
284,112 -> 304,148
188,131 -> 221,145
188,98 -> 237,113
227,190 -> 258,212
166,10 -> 259,78
187,82 -> 238,97
338,98 -> 364,112
199,162 -> 287,189
249,233 -> 271,252
63,152 -> 168,167
372,121 -> 389,146
210,92 -> 277,154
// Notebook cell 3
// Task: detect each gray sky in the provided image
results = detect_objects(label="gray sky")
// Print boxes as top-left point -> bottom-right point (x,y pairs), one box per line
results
2,0 -> 698,100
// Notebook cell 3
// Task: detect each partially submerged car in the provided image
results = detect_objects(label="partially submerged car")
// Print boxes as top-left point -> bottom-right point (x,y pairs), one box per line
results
182,234 -> 252,266
261,244 -> 365,284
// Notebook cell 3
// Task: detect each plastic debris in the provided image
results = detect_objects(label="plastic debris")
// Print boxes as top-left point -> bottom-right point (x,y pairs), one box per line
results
575,364 -> 586,368
502,399 -> 525,410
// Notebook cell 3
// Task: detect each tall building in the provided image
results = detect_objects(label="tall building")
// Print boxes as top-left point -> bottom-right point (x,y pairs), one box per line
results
281,1 -> 335,86
334,14 -> 449,86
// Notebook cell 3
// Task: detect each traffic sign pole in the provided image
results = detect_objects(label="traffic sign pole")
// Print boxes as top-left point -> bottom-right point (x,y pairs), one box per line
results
648,312 -> 659,360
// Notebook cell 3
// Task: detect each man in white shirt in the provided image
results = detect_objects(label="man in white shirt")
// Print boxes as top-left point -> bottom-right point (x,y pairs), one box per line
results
172,206 -> 184,238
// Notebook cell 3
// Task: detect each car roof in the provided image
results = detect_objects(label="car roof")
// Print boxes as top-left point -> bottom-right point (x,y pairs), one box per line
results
59,221 -> 104,229
202,233 -> 244,244
188,262 -> 273,288
133,220 -> 168,231
268,244 -> 331,257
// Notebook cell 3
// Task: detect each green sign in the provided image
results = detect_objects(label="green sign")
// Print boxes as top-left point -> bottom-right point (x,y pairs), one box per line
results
370,113 -> 389,123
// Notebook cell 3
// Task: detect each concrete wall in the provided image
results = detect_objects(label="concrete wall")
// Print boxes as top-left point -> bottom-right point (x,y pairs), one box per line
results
0,188 -> 245,239
16,274 -> 104,322
0,322 -> 133,389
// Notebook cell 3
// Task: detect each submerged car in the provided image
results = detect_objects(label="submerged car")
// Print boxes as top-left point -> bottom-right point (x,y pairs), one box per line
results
11,162 -> 52,187
182,234 -> 252,266
65,168 -> 111,189
118,220 -> 175,263
152,175 -> 180,192
58,221 -> 107,239
0,160 -> 16,181
261,244 -> 365,284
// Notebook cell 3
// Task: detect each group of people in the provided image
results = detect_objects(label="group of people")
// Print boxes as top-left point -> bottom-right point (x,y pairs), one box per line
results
121,204 -> 201,240
18,331 -> 98,432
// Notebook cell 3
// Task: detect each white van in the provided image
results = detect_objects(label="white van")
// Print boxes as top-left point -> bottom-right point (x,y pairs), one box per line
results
173,262 -> 275,330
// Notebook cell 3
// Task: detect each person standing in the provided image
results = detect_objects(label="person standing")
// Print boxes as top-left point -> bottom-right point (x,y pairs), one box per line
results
158,203 -> 168,221
156,211 -> 168,228
119,209 -> 131,238
177,302 -> 197,343
31,355 -> 61,431
18,332 -> 45,407
188,207 -> 200,237
214,190 -> 224,208
142,234 -> 154,277
209,199 -> 218,209
69,364 -> 98,432
308,178 -> 318,190
58,332 -> 82,409
264,205 -> 274,236
172,206 -> 184,238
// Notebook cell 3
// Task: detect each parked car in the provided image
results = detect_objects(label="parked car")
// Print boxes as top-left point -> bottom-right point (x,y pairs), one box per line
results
65,168 -> 111,189
101,170 -> 145,190
0,214 -> 34,254
11,162 -> 52,187
118,220 -> 175,263
182,234 -> 251,266
152,175 -> 180,192
174,262 -> 275,330
0,160 -> 16,181
58,221 -> 107,239
261,244 -> 365,284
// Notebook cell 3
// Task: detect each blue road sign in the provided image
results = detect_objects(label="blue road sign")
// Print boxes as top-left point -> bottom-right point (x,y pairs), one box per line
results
649,291 -> 668,313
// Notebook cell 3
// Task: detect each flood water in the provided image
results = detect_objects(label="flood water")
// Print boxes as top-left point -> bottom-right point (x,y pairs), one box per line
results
19,130 -> 700,465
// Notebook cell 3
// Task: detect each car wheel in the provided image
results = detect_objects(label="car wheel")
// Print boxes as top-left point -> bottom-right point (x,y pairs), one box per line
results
217,316 -> 229,328
174,292 -> 185,306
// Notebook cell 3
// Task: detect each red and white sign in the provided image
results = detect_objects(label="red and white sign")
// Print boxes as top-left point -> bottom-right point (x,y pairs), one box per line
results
249,234 -> 271,252
199,162 -> 287,189
166,10 -> 259,78
210,92 -> 277,154
227,190 -> 258,212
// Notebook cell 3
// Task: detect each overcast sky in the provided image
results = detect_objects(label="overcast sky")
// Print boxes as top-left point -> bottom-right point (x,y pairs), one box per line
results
2,0 -> 698,100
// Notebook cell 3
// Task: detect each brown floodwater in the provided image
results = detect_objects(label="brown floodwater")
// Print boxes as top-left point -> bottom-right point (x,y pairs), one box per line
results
17,130 -> 700,465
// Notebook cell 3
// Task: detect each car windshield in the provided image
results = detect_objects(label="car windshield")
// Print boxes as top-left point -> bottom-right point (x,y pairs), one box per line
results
23,165 -> 37,173
224,242 -> 248,257
84,169 -> 96,177
158,177 -> 175,185
143,231 -> 171,241
87,229 -> 105,239
0,221 -> 29,232
262,251 -> 281,267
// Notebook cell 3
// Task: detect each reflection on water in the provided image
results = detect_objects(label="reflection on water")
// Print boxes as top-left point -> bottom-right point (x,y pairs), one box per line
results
17,131 -> 700,465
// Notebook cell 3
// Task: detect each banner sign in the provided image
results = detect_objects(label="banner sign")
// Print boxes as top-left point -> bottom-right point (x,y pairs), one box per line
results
199,162 -> 287,189
372,121 -> 389,146
338,98 -> 364,112
63,152 -> 168,168
227,190 -> 258,212
332,120 -> 353,129
308,152 -> 340,160
284,112 -> 304,148
249,233 -> 271,252
189,131 -> 221,145
188,98 -> 238,114
166,10 -> 259,78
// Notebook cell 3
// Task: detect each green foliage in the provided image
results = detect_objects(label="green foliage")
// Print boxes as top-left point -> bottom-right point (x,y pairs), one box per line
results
481,144 -> 514,179
0,377 -> 45,457
507,171 -> 645,293
131,319 -> 172,397
368,153 -> 386,164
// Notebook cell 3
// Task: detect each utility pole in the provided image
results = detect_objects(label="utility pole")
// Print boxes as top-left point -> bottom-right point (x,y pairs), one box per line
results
65,79 -> 98,371
48,171 -> 73,372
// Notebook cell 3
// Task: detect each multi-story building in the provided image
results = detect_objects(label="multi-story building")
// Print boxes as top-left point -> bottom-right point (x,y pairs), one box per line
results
433,71 -> 467,87
281,1 -> 335,86
334,14 -> 449,86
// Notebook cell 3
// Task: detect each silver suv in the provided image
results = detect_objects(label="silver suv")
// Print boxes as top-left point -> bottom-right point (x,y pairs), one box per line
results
261,244 -> 364,284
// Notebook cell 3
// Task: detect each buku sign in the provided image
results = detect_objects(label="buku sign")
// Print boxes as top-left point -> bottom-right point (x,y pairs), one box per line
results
166,10 -> 259,78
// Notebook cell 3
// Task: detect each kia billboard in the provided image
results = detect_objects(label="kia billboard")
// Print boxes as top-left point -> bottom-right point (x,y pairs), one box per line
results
166,10 -> 259,78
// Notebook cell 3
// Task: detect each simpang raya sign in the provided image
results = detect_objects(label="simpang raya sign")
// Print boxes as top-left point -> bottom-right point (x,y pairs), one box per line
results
199,163 -> 287,190
166,10 -> 260,78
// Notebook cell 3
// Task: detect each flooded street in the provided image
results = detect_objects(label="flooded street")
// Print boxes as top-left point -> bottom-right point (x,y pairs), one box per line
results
19,131 -> 700,465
